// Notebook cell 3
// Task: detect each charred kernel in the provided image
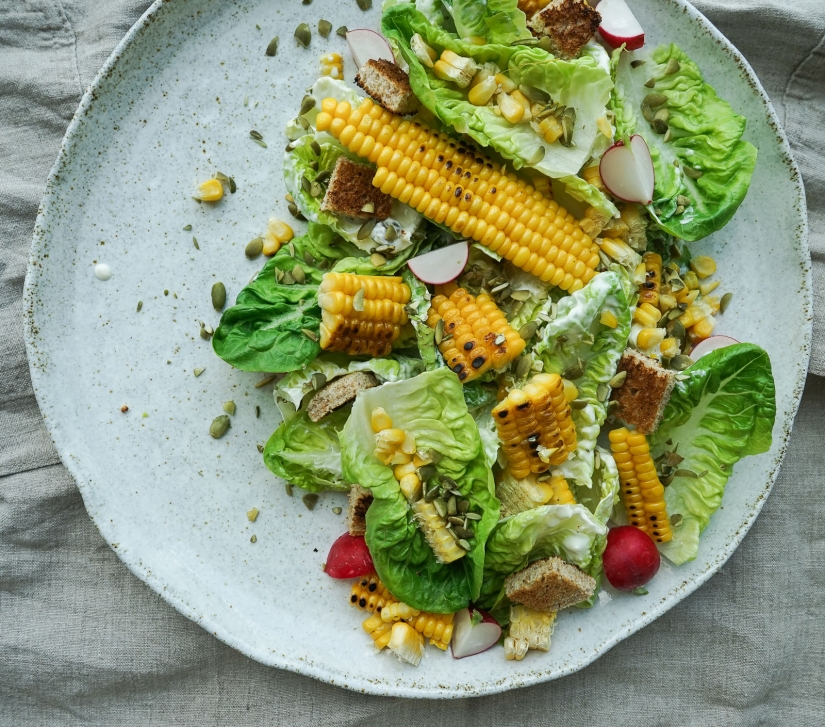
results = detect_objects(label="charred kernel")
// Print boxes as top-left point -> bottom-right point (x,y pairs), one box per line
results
453,363 -> 464,373
463,342 -> 474,350
472,356 -> 485,369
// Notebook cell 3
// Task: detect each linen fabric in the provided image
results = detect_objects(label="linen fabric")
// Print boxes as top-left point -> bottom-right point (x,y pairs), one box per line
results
1,1 -> 823,724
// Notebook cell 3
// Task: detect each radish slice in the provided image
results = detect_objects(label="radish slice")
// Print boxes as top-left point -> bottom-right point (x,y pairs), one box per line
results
690,335 -> 739,360
599,134 -> 655,205
451,608 -> 501,659
324,533 -> 374,579
346,29 -> 395,68
598,0 -> 645,50
407,241 -> 469,285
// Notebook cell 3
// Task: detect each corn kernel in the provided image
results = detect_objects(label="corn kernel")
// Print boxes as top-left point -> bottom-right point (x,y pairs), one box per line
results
410,33 -> 436,68
634,302 -> 661,328
539,116 -> 563,144
371,407 -> 393,433
193,178 -> 224,202
699,280 -> 720,296
636,327 -> 666,350
683,270 -> 700,290
510,90 -> 532,121
468,76 -> 497,106
494,73 -> 517,93
267,217 -> 294,243
262,233 -> 280,256
660,337 -> 679,357
600,309 -> 619,329
691,316 -> 716,340
562,379 -> 578,403
690,255 -> 717,279
597,115 -> 613,138
497,92 -> 524,124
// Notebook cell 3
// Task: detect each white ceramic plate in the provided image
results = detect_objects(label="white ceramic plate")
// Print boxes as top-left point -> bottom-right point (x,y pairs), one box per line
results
24,0 -> 810,698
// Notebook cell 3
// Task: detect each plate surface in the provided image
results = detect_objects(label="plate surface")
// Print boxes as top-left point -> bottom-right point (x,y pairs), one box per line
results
24,0 -> 810,698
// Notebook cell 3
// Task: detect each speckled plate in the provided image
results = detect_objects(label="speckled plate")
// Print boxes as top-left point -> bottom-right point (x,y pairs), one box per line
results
23,0 -> 810,698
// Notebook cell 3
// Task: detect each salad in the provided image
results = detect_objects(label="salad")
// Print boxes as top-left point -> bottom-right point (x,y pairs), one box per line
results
206,0 -> 775,666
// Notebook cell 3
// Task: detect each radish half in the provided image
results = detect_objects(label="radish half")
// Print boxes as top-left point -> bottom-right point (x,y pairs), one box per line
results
407,240 -> 469,285
346,29 -> 395,68
451,608 -> 501,659
599,134 -> 655,205
690,335 -> 739,360
598,0 -> 645,50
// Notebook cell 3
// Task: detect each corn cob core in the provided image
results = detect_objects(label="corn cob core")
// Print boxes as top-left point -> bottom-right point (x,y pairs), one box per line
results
504,605 -> 556,661
315,97 -> 599,292
492,373 -> 576,478
318,273 -> 410,356
608,428 -> 672,543
427,286 -> 525,383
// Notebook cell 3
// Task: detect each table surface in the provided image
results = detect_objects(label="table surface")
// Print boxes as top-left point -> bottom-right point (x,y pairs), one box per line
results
1,1 -> 823,725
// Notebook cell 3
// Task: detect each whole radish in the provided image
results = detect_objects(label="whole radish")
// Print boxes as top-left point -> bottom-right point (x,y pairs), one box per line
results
325,533 -> 375,579
602,526 -> 660,590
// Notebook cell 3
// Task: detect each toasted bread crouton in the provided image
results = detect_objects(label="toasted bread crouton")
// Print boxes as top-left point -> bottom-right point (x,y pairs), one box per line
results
306,371 -> 379,423
505,557 -> 596,612
528,0 -> 601,59
347,484 -> 373,536
355,59 -> 420,116
610,348 -> 677,435
321,157 -> 393,220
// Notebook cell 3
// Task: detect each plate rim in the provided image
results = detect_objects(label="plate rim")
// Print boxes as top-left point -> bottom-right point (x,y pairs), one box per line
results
22,0 -> 812,698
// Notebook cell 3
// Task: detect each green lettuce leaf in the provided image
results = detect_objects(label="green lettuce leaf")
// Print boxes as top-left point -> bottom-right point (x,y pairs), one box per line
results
340,368 -> 499,612
611,44 -> 757,241
263,407 -> 352,493
382,5 -> 614,179
649,343 -> 776,564
440,0 -> 530,44
402,268 -> 441,370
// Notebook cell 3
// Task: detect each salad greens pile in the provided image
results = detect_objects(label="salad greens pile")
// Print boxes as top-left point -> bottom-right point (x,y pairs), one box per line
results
209,0 -> 776,661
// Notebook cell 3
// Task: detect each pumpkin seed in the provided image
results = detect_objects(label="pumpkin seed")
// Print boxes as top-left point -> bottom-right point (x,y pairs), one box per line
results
384,225 -> 398,242
245,237 -> 263,258
352,287 -> 365,312
457,499 -> 470,514
265,36 -> 279,56
653,108 -> 670,124
194,367 -> 205,377
285,483 -> 293,496
683,166 -> 703,179
644,77 -> 656,88
465,512 -> 482,521
675,205 -> 685,215
631,586 -> 649,596
192,236 -> 200,250
455,538 -> 470,551
281,272 -> 295,285
311,372 -> 327,391
211,282 -> 226,311
136,300 -> 143,313
666,318 -> 686,340
332,506 -> 342,515
301,176 -> 312,194
560,108 -> 576,147
670,354 -> 693,371
304,251 -> 316,266
641,102 -> 655,122
287,203 -> 305,220
454,526 -> 473,540
448,516 -> 464,527
527,146 -> 546,166
315,169 -> 331,185
663,128 -> 672,143
418,465 -> 437,482
209,415 -> 231,439
510,289 -> 531,302
516,354 -> 533,379
200,324 -> 214,341
370,253 -> 387,268
302,493 -> 318,510
424,487 -> 439,503
670,513 -> 683,527
433,497 -> 447,518
651,117 -> 669,134
674,468 -> 700,479
357,218 -> 376,240
183,224 -> 192,231
356,0 -> 372,8
518,320 -> 539,340
494,333 -> 506,346
447,496 -> 457,515
302,328 -> 319,342
309,140 -> 321,157
223,400 -> 236,415
597,383 -> 610,402
644,93 -> 668,108
434,318 -> 445,345
300,95 -> 316,116
250,130 -> 263,141
255,374 -> 278,389
562,360 -> 584,380
664,58 -> 681,75
309,181 -> 323,198
720,292 -> 733,313
294,23 -> 311,48
255,405 -> 260,418
630,59 -> 646,69
292,265 -> 306,284
606,400 -> 620,414
336,25 -> 348,37
569,399 -> 588,410
609,370 -> 627,389
318,19 -> 332,37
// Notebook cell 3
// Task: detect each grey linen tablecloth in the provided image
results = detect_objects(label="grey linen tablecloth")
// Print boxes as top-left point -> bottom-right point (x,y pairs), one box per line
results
1,1 -> 823,724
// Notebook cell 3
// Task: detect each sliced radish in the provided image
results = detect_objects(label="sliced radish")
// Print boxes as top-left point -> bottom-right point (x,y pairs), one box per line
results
598,0 -> 645,50
599,134 -> 655,205
690,335 -> 739,360
346,29 -> 395,69
325,533 -> 374,579
407,240 -> 469,285
451,608 -> 501,659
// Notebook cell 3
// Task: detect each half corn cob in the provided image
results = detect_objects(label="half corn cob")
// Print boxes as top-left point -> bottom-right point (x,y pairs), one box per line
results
545,473 -> 576,505
363,612 -> 394,649
504,605 -> 556,661
318,272 -> 410,357
608,427 -> 672,543
315,97 -> 600,292
492,373 -> 576,478
427,284 -> 525,383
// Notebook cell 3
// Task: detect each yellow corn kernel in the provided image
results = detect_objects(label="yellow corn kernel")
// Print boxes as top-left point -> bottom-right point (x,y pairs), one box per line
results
262,234 -> 280,257
408,611 -> 454,650
581,164 -> 605,193
434,50 -> 477,87
497,92 -> 524,124
691,316 -> 716,340
268,217 -> 294,242
660,337 -> 679,358
675,287 -> 700,306
599,237 -> 640,267
363,613 -> 393,650
683,270 -> 700,290
510,90 -> 532,121
398,472 -> 422,501
690,255 -> 716,279
371,407 -> 393,433
680,299 -> 716,329
700,280 -> 720,296
658,292 -> 678,312
562,379 -> 578,403
600,309 -> 619,329
350,574 -> 398,614
412,500 -> 467,564
193,178 -> 224,202
639,252 -> 662,307
546,474 -> 576,505
538,115 -> 563,144
387,622 -> 425,666
380,601 -> 421,623
465,35 -> 487,45
468,76 -> 497,105
410,33 -> 436,68
494,73 -> 517,93
597,115 -> 613,139
634,302 -> 662,328
636,327 -> 666,351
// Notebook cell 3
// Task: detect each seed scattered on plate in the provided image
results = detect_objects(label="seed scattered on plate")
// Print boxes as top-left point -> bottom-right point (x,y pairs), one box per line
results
223,400 -> 236,415
265,36 -> 279,56
209,415 -> 231,439
294,23 -> 311,48
211,282 -> 227,311
336,25 -> 348,37
254,374 -> 278,388
302,493 -> 319,510
250,535 -> 257,543
192,236 -> 199,250
136,301 -> 143,313
193,367 -> 205,377
318,19 -> 332,37
183,224 -> 192,231
247,508 -> 259,522
332,506 -> 342,515
255,405 -> 260,418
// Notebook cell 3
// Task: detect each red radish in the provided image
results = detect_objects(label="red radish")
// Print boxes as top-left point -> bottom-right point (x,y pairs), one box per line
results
599,134 -> 655,205
597,0 -> 645,50
407,241 -> 469,285
602,526 -> 660,590
325,533 -> 374,579
451,608 -> 501,659
346,29 -> 395,69
690,335 -> 739,360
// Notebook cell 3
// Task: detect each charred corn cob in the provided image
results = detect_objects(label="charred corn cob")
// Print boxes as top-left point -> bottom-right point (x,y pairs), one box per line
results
427,286 -> 525,383
318,272 -> 410,356
387,622 -> 425,666
609,428 -> 672,543
363,612 -> 394,650
315,97 -> 600,292
639,252 -> 662,307
381,601 -> 421,623
412,499 -> 467,564
320,52 -> 343,79
504,606 -> 555,660
350,574 -> 398,614
545,473 -> 576,505
492,373 -> 576,478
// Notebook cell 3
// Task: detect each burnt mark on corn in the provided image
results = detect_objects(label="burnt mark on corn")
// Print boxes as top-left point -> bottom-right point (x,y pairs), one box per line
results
472,356 -> 485,369
463,341 -> 474,350
445,160 -> 453,169
454,187 -> 463,198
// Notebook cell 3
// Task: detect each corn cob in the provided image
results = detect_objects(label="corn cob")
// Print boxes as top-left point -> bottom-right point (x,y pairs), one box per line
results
427,286 -> 525,383
412,499 -> 467,564
381,601 -> 421,623
504,605 -> 555,660
387,622 -> 425,666
545,474 -> 576,505
608,428 -> 672,543
350,574 -> 398,614
363,612 -> 394,650
492,373 -> 576,478
639,252 -> 662,307
318,272 -> 410,357
315,97 -> 600,292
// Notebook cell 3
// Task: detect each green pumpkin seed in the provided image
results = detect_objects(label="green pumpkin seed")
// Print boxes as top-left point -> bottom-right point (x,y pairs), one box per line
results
245,237 -> 263,259
562,360 -> 584,380
229,177 -> 236,193
651,117 -> 669,134
223,401 -> 236,415
302,493 -> 319,510
641,102 -> 654,123
315,169 -> 331,185
352,287 -> 365,312
720,292 -> 733,313
424,487 -> 439,503
675,205 -> 685,215
674,468 -> 700,479
301,176 -> 312,194
670,354 -> 693,371
630,59 -> 646,69
677,195 -> 691,207
510,290 -> 531,302
255,374 -> 278,389
292,265 -> 306,284
663,128 -> 672,143
606,400 -> 620,415
250,130 -> 263,141
194,367 -> 205,377
448,516 -> 464,527
183,224 -> 192,231
644,93 -> 668,108
318,19 -> 332,37
560,108 -> 576,147
304,251 -> 316,266
357,218 -> 377,240
518,320 -> 539,340
302,328 -> 319,342
255,405 -> 260,418
458,539 -> 472,551
683,166 -> 703,179
311,372 -> 327,391
287,203 -> 305,220
309,181 -> 323,198
434,318 -> 445,346
294,23 -> 311,48
370,253 -> 387,268
570,399 -> 588,410
336,25 -> 348,37
609,370 -> 627,388
454,526 -> 473,540
644,77 -> 656,88
265,36 -> 279,56
200,324 -> 213,341
136,301 -> 143,313
356,0 -> 372,9
310,140 -> 321,156
418,465 -> 437,482
384,225 -> 398,242
447,496 -> 457,516
209,415 -> 231,439
332,506 -> 342,515
653,108 -> 670,124
464,512 -> 481,521
528,146 -> 546,166
516,354 -> 533,379
433,498 -> 447,518
192,236 -> 200,250
285,483 -> 293,496
632,586 -> 649,596
211,282 -> 226,311
664,58 -> 681,75
597,383 -> 610,402
300,95 -> 316,116
670,513 -> 683,527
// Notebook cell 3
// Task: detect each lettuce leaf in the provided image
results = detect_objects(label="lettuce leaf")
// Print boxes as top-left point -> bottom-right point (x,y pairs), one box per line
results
382,5 -> 614,179
611,44 -> 757,241
340,369 -> 499,612
263,407 -> 352,493
440,0 -> 530,45
649,343 -> 776,564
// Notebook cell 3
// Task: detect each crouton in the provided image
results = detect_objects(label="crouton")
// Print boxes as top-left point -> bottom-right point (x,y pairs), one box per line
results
505,556 -> 596,612
610,348 -> 676,434
320,157 -> 393,220
347,484 -> 373,536
306,371 -> 379,423
354,59 -> 420,116
527,0 -> 601,59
